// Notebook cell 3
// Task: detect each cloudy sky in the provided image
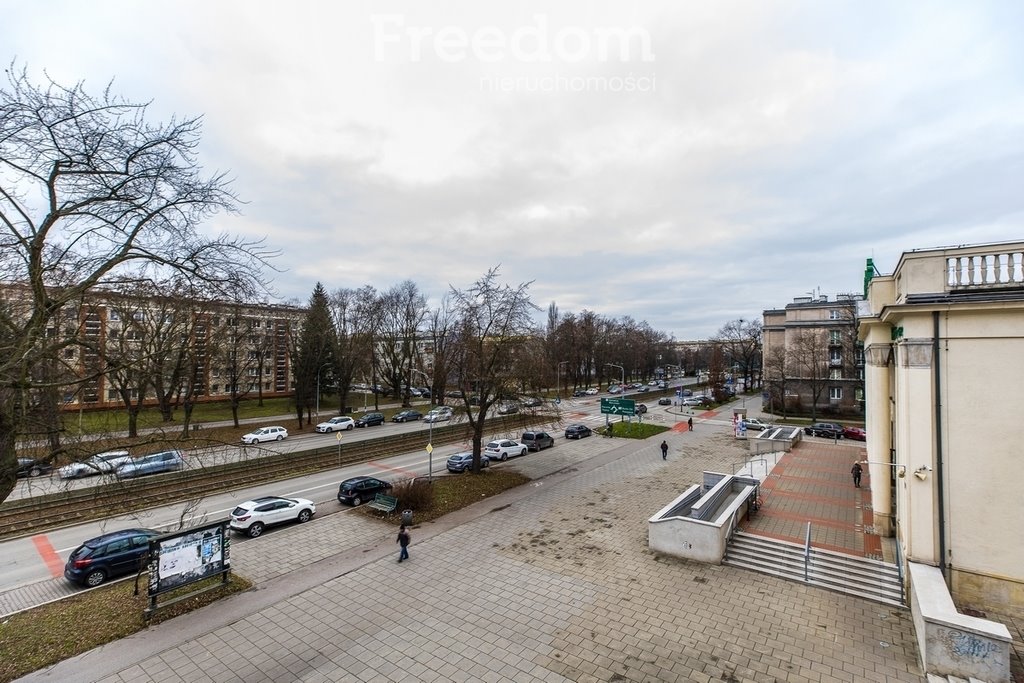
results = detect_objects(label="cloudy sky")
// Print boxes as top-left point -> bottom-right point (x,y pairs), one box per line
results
4,1 -> 1022,338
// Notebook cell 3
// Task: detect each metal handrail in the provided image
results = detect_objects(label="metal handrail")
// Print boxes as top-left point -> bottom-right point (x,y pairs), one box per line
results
803,522 -> 812,582
895,536 -> 905,604
731,458 -> 767,476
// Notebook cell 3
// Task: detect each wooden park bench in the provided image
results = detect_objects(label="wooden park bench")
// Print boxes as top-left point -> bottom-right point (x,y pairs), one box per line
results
367,493 -> 399,514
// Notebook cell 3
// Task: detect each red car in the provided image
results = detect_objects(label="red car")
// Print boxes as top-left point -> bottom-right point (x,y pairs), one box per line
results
842,426 -> 866,441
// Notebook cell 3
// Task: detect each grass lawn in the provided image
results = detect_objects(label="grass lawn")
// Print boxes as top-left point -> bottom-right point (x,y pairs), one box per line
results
0,468 -> 531,681
0,574 -> 252,683
600,420 -> 670,439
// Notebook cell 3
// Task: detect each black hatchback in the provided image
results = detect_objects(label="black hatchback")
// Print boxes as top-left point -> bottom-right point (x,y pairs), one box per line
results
64,528 -> 161,587
564,424 -> 592,439
354,412 -> 385,427
337,476 -> 393,506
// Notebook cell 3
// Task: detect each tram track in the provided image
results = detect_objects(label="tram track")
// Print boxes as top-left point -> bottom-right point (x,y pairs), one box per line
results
0,415 -> 535,539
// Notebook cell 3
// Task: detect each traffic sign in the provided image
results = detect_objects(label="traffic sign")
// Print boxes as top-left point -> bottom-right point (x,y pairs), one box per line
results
601,397 -> 636,415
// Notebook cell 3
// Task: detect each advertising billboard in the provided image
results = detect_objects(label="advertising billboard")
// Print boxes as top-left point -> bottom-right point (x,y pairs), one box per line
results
147,521 -> 230,597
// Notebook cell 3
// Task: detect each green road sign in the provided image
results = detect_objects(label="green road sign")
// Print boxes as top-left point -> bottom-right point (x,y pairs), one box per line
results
601,397 -> 636,415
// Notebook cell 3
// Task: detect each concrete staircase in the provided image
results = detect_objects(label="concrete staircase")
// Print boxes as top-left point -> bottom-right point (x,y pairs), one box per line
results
723,531 -> 905,607
926,676 -> 993,683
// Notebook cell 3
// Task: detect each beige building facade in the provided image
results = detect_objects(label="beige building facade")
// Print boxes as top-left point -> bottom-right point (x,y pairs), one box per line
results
859,241 -> 1024,617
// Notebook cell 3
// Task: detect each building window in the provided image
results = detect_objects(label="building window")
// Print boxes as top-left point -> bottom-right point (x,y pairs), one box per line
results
107,389 -> 118,400
829,349 -> 842,365
211,384 -> 220,393
109,310 -> 120,321
829,330 -> 841,344
830,369 -> 842,380
855,388 -> 864,403
829,387 -> 843,400
829,309 -> 841,320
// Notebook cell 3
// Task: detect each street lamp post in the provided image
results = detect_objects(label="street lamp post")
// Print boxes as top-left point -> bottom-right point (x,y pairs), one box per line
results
409,367 -> 434,479
557,360 -> 569,399
315,363 -> 330,420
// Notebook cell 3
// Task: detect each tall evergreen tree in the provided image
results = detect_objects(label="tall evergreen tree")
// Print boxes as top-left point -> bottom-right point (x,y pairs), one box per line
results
293,283 -> 338,426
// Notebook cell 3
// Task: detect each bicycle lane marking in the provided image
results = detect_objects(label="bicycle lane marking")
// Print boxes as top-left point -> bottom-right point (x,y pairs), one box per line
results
32,534 -> 66,578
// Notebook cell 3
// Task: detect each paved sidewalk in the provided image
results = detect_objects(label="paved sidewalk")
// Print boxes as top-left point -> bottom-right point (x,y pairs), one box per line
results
17,410 -> 928,683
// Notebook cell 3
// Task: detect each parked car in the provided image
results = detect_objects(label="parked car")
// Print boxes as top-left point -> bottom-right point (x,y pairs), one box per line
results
681,396 -> 708,407
636,385 -> 650,393
64,528 -> 161,587
424,406 -> 454,423
241,425 -> 288,444
229,496 -> 316,538
116,450 -> 184,479
521,431 -> 555,451
564,424 -> 592,439
496,403 -> 519,415
744,417 -> 774,431
16,458 -> 53,478
391,409 -> 423,423
572,389 -> 587,398
483,439 -> 527,461
805,422 -> 844,439
445,390 -> 464,398
657,397 -> 672,406
584,388 -> 599,395
634,403 -> 648,415
520,396 -> 543,408
680,389 -> 693,397
354,412 -> 385,427
843,426 -> 867,441
315,416 -> 355,433
337,476 -> 393,506
58,450 -> 132,479
446,452 -> 489,473
648,380 -> 660,386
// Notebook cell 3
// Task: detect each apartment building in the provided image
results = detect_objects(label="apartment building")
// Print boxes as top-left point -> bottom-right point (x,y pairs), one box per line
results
0,283 -> 306,410
761,293 -> 864,416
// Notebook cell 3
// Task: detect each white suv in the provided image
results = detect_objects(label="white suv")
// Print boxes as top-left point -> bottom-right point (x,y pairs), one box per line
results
229,496 -> 316,538
316,416 -> 355,433
424,406 -> 454,423
483,439 -> 528,461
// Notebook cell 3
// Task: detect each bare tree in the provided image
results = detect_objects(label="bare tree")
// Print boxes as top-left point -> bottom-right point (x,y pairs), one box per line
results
762,344 -> 791,419
790,328 -> 830,421
714,319 -> 763,390
374,281 -> 428,408
449,268 -> 539,472
0,65 -> 274,502
327,286 -> 374,415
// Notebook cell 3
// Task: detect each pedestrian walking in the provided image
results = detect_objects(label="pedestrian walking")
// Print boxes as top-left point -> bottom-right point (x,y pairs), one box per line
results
397,524 -> 410,562
851,462 -> 863,488
687,417 -> 693,431
660,440 -> 668,460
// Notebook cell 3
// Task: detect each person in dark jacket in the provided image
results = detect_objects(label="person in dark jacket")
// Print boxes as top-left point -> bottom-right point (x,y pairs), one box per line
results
397,525 -> 410,562
851,462 -> 863,488
660,440 -> 668,460
687,417 -> 693,431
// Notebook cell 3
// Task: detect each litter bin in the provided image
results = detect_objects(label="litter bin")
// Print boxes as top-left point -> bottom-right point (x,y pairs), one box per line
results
401,509 -> 413,526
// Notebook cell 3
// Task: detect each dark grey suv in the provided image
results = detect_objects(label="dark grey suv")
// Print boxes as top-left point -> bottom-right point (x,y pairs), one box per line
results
804,422 -> 844,438
521,431 -> 554,451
